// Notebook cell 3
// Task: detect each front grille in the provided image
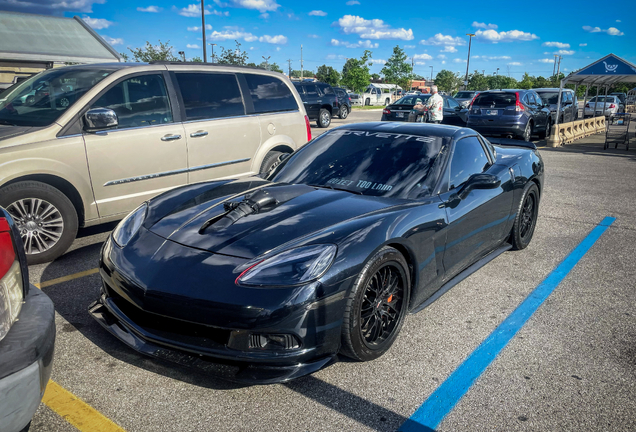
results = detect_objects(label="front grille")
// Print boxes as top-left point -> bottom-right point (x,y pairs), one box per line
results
108,287 -> 231,349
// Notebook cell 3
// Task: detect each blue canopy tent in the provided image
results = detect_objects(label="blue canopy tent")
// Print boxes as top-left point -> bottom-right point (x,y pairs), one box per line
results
555,54 -> 636,130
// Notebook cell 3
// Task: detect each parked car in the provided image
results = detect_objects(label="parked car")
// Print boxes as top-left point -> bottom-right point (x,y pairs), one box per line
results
361,84 -> 397,106
89,122 -> 543,384
609,92 -> 627,112
454,90 -> 480,108
466,90 -> 551,141
534,88 -> 578,124
0,63 -> 311,264
348,92 -> 363,107
381,94 -> 468,126
332,87 -> 352,119
0,206 -> 55,432
293,81 -> 338,127
584,96 -> 621,118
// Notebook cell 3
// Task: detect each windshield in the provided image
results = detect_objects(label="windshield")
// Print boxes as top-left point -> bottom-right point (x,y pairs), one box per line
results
271,129 -> 447,198
589,97 -> 616,103
454,92 -> 474,99
0,67 -> 113,127
536,92 -> 559,104
395,95 -> 430,105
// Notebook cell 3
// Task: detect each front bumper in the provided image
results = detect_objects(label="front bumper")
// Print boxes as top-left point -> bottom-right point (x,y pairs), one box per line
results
0,286 -> 55,432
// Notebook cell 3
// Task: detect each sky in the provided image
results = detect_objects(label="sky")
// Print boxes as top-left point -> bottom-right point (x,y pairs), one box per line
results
1,0 -> 634,80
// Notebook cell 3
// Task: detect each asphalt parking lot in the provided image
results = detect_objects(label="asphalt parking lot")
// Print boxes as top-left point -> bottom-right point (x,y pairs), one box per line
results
28,110 -> 636,431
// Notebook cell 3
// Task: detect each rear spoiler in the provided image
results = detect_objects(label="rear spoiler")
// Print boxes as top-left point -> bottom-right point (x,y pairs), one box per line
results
485,137 -> 537,150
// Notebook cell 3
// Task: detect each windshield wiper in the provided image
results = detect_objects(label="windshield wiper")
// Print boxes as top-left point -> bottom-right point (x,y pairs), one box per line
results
307,184 -> 363,195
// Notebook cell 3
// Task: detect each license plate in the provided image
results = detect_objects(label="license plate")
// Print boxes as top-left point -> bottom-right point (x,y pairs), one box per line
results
596,111 -> 602,115
396,112 -> 404,118
487,110 -> 498,115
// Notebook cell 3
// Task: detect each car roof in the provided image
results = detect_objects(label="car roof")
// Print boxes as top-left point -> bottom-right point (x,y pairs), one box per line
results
332,121 -> 474,139
534,88 -> 573,92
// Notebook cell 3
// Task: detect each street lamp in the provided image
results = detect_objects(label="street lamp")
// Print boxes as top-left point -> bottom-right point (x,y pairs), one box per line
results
209,43 -> 217,62
464,33 -> 475,90
178,51 -> 186,62
201,0 -> 207,62
262,55 -> 271,70
495,68 -> 499,89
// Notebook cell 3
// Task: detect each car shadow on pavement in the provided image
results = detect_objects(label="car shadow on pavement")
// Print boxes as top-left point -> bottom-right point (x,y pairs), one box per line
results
76,221 -> 119,239
540,141 -> 636,161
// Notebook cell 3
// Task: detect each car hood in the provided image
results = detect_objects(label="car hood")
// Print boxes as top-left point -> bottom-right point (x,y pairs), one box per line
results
147,179 -> 395,259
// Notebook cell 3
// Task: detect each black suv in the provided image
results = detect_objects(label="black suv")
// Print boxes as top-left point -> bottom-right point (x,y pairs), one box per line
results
332,87 -> 352,119
466,89 -> 551,141
293,81 -> 338,128
534,88 -> 578,124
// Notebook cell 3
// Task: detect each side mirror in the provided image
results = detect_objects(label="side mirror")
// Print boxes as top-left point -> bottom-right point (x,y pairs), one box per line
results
84,108 -> 118,133
454,106 -> 462,111
458,173 -> 500,199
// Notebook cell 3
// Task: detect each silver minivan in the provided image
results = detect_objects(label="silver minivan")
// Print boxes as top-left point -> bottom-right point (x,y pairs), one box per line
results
0,63 -> 311,263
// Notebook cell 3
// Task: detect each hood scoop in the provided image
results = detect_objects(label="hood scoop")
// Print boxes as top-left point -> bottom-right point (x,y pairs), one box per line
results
198,185 -> 312,233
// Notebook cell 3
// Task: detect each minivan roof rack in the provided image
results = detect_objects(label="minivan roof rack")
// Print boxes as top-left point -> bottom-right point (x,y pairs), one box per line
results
148,61 -> 268,71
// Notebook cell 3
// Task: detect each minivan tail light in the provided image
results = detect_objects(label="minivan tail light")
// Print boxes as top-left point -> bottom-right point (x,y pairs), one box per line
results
515,92 -> 525,112
0,218 -> 15,278
304,115 -> 312,142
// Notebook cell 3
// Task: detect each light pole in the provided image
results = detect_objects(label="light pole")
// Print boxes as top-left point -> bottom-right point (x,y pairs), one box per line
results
209,43 -> 217,62
262,55 -> 271,70
553,54 -> 558,77
178,51 -> 186,62
201,0 -> 207,62
429,66 -> 433,82
494,68 -> 499,89
464,33 -> 475,90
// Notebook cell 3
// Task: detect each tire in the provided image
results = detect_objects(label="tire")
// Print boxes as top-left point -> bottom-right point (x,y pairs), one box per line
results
340,246 -> 410,361
317,108 -> 331,128
259,150 -> 287,175
385,98 -> 390,106
538,119 -> 551,139
0,181 -> 78,265
510,182 -> 539,250
365,98 -> 370,106
338,105 -> 349,119
521,121 -> 533,142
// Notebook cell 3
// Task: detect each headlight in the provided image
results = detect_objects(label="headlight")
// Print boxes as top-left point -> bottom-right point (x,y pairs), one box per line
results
0,219 -> 24,342
112,203 -> 147,247
236,244 -> 337,287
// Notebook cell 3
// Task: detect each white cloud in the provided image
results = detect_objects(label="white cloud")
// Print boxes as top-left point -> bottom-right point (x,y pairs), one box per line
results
414,53 -> 433,60
336,15 -> 413,40
472,55 -> 511,61
259,13 -> 269,18
554,49 -> 575,55
326,54 -> 347,60
227,0 -> 280,13
137,6 -> 160,12
579,43 -> 587,47
582,26 -> 601,33
404,45 -> 415,49
331,39 -> 378,48
437,54 -> 446,59
420,33 -> 465,46
188,24 -> 213,31
187,44 -> 200,49
276,47 -> 281,51
102,35 -> 123,45
507,62 -> 522,66
249,46 -> 256,50
371,59 -> 386,65
606,27 -> 624,36
453,58 -> 467,63
178,4 -> 229,17
346,0 -> 360,4
308,34 -> 320,38
538,58 -> 554,63
209,30 -> 257,41
441,60 -> 446,64
542,41 -> 570,48
308,10 -> 327,16
415,61 -> 426,65
475,29 -> 538,43
259,34 -> 288,44
472,21 -> 498,29
441,46 -> 457,53
82,16 -> 113,29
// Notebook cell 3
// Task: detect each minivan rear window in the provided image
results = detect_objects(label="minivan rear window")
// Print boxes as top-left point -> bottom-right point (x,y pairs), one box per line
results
473,93 -> 517,108
175,73 -> 245,121
243,74 -> 298,114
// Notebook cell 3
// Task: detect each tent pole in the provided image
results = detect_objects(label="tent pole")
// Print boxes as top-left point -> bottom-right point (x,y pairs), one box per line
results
555,79 -> 564,128
548,79 -> 565,147
573,84 -> 578,119
583,84 -> 589,118
593,85 -> 599,116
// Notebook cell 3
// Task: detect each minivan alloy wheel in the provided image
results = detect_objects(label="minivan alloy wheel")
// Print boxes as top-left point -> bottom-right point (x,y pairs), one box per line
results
8,198 -> 64,255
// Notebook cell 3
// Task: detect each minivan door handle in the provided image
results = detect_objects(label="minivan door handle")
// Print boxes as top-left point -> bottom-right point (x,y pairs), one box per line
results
190,131 -> 208,138
161,134 -> 182,141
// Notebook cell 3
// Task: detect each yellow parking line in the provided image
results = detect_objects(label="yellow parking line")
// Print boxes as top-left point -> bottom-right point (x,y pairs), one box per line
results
42,380 -> 126,432
34,268 -> 99,289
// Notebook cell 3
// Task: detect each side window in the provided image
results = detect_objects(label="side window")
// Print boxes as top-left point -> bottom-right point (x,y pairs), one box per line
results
447,98 -> 460,109
321,85 -> 334,95
449,136 -> 490,190
443,97 -> 450,108
91,74 -> 172,129
305,85 -> 318,96
243,74 -> 299,114
293,84 -> 305,95
527,93 -> 536,105
371,89 -> 377,95
534,93 -> 543,106
175,73 -> 244,121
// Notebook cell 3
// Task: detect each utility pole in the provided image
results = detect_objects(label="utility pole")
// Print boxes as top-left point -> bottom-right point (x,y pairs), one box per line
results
201,0 -> 207,62
429,66 -> 433,82
209,43 -> 216,62
553,55 -> 558,76
556,56 -> 562,77
287,59 -> 292,78
464,33 -> 475,90
300,45 -> 303,80
262,55 -> 271,70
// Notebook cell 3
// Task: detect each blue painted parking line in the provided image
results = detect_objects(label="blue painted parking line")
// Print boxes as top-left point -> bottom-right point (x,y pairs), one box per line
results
400,216 -> 616,432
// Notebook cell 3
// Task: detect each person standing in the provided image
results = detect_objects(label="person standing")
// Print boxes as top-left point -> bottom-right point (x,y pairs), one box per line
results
415,85 -> 444,124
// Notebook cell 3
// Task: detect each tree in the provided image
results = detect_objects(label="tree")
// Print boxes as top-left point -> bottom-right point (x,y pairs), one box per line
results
316,65 -> 340,86
127,40 -> 178,62
371,73 -> 381,80
119,52 -> 130,62
434,69 -> 461,93
291,69 -> 314,78
341,50 -> 373,93
381,46 -> 413,91
519,72 -> 535,90
468,71 -> 489,90
217,41 -> 249,66
190,56 -> 203,63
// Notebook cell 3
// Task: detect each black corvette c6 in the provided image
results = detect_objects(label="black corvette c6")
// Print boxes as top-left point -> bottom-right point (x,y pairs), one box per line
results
89,122 -> 544,383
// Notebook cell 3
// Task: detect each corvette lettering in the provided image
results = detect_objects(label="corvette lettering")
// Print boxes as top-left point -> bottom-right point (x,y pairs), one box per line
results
329,130 -> 436,143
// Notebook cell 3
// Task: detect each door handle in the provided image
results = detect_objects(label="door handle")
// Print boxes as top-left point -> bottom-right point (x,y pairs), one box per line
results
161,134 -> 182,141
190,131 -> 208,138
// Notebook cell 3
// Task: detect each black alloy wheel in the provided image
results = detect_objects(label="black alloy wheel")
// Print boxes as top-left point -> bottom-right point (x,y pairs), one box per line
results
341,246 -> 410,361
511,182 -> 539,250
539,120 -> 551,139
339,105 -> 349,119
259,150 -> 288,175
522,121 -> 533,142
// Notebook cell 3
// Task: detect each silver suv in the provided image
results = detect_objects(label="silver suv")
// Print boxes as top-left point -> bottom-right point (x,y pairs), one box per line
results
0,63 -> 311,263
